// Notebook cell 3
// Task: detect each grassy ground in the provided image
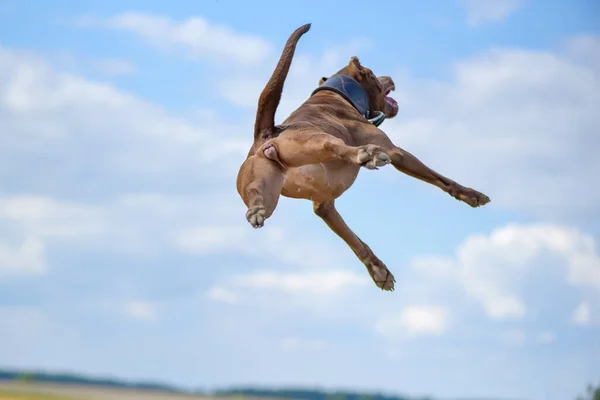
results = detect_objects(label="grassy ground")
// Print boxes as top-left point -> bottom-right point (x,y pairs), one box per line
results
0,390 -> 84,400
0,382 -> 221,400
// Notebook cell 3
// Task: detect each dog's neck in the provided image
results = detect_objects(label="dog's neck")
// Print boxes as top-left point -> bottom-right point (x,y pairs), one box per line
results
311,75 -> 385,127
312,75 -> 369,117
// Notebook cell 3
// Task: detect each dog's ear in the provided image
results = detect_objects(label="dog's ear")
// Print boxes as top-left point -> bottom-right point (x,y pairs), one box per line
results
319,76 -> 328,85
348,56 -> 367,80
350,56 -> 362,68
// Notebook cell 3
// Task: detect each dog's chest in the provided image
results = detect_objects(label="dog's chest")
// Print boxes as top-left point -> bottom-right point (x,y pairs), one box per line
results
281,162 -> 360,201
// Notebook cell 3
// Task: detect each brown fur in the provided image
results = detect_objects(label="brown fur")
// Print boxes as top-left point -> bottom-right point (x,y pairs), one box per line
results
236,24 -> 490,291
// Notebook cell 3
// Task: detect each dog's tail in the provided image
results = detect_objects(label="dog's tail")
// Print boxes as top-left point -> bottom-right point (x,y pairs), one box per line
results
253,23 -> 311,141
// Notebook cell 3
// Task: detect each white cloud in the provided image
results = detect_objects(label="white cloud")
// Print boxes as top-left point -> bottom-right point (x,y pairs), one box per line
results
572,301 -> 591,326
0,236 -> 46,279
232,270 -> 368,295
0,194 -> 362,303
73,12 -> 272,66
174,226 -> 249,255
0,45 -> 250,194
174,223 -> 349,271
0,196 -> 104,237
202,269 -> 372,320
563,35 -> 600,68
376,305 -> 449,338
538,331 -> 556,344
0,44 -> 258,258
279,337 -> 327,351
0,193 -> 245,259
412,224 -> 600,320
384,38 -> 600,218
568,253 -> 600,289
122,300 -> 159,322
206,286 -> 238,304
410,256 -> 455,278
91,58 -> 135,76
8,51 -> 136,78
483,297 -> 526,320
460,0 -> 523,26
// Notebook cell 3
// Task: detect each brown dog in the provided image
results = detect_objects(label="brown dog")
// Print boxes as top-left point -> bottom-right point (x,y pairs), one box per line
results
236,24 -> 490,291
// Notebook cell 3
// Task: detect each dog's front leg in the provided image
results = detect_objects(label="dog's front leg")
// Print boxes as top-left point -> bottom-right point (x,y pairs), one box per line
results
313,200 -> 395,291
390,147 -> 491,208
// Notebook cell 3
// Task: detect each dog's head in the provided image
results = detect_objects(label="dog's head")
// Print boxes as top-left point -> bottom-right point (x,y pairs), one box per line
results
319,56 -> 398,118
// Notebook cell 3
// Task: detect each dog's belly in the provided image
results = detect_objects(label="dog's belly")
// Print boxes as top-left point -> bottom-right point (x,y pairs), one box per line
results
281,160 -> 360,202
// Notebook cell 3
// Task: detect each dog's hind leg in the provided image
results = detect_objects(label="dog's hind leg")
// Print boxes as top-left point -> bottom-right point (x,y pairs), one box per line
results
236,154 -> 285,229
238,132 -> 392,229
313,200 -> 395,291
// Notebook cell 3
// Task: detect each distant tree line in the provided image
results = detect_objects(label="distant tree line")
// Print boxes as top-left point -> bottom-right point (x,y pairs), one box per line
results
214,388 -> 426,400
0,369 -> 181,393
1,368 -> 598,400
0,370 -> 427,400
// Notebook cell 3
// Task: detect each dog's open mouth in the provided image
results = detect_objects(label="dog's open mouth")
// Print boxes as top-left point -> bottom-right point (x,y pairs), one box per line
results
383,84 -> 398,114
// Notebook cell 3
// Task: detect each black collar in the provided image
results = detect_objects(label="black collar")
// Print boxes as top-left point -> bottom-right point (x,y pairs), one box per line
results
310,75 -> 386,127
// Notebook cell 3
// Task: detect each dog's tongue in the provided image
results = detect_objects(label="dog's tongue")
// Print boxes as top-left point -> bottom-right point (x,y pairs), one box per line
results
385,96 -> 398,111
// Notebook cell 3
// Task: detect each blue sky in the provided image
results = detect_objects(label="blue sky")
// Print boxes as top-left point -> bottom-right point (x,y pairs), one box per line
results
0,0 -> 599,399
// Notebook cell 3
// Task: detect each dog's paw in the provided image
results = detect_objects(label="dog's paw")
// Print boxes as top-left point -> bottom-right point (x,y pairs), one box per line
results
365,257 -> 395,291
448,183 -> 491,208
356,144 -> 390,170
246,205 -> 266,228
